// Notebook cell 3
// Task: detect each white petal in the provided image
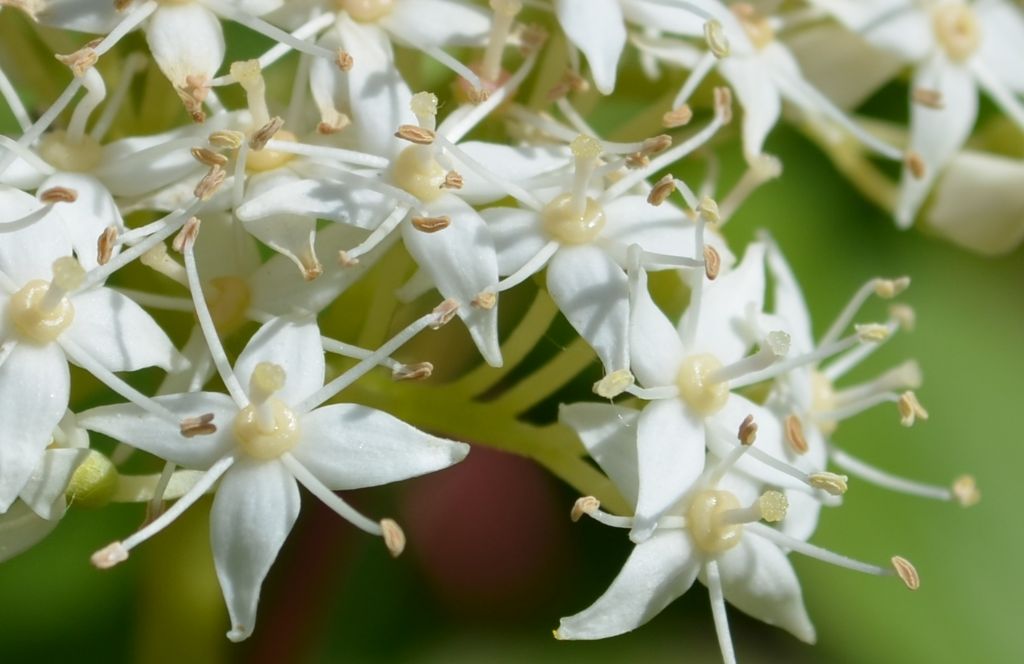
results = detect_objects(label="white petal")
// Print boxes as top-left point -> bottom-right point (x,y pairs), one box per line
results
600,196 -> 701,264
480,206 -> 547,277
334,15 -> 413,157
556,0 -> 627,94
240,173 -> 319,278
629,274 -> 685,388
557,530 -> 699,639
815,0 -> 931,61
76,393 -> 237,468
632,399 -> 705,540
446,142 -> 571,205
924,150 -> 1024,254
679,242 -> 766,363
719,56 -> 782,160
0,502 -> 60,563
763,237 -> 813,353
382,0 -> 491,48
146,4 -> 225,88
0,343 -> 69,511
401,194 -> 502,367
546,245 -> 630,372
63,287 -> 179,372
0,184 -> 45,225
896,56 -> 978,227
223,0 -> 284,15
620,0 -> 709,36
292,403 -> 469,490
212,459 -> 300,642
36,0 -> 120,33
977,0 -> 1024,93
0,204 -> 71,285
38,174 -> 124,271
235,178 -> 392,231
712,534 -> 816,643
779,489 -> 822,542
234,316 -> 325,407
193,211 -> 263,280
20,448 -> 88,520
558,402 -> 640,506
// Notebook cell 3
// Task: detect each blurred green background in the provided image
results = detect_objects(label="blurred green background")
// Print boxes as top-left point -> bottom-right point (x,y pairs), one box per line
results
1,7 -> 1023,664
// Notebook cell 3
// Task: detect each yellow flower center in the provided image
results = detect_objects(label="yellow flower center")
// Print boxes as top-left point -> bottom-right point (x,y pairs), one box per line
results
540,193 -> 607,245
246,130 -> 298,173
391,145 -> 447,202
676,354 -> 729,416
38,131 -> 102,172
686,489 -> 743,554
933,4 -> 981,62
233,398 -> 301,460
336,0 -> 395,22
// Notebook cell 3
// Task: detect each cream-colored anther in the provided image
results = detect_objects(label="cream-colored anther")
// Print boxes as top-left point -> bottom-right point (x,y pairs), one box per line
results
38,131 -> 102,172
51,256 -> 85,293
91,541 -> 129,569
444,171 -> 464,190
392,361 -> 434,381
430,299 -> 461,328
336,50 -> 354,72
932,4 -> 980,62
233,399 -> 301,460
891,556 -> 920,590
250,362 -> 286,404
249,117 -> 286,152
391,146 -> 447,202
855,323 -> 890,342
337,0 -> 395,22
209,130 -> 245,149
784,414 -> 810,454
757,490 -> 788,522
810,371 -> 838,434
593,369 -> 635,399
687,490 -> 743,553
731,2 -> 775,49
410,91 -> 439,127
172,216 -> 201,253
714,87 -> 733,123
662,104 -> 693,128
703,19 -> 730,58
952,475 -> 980,507
571,134 -> 602,161
246,130 -> 297,172
541,194 -> 607,244
698,196 -> 721,223
897,391 -> 929,427
809,472 -> 848,496
889,304 -> 916,332
738,414 -> 758,445
380,518 -> 405,557
874,276 -> 910,298
230,59 -> 270,127
472,291 -> 496,310
55,47 -> 98,77
571,496 -> 600,522
395,124 -> 436,145
676,354 -> 729,415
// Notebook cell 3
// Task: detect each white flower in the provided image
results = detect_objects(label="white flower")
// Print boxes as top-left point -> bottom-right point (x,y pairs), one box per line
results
80,312 -> 469,642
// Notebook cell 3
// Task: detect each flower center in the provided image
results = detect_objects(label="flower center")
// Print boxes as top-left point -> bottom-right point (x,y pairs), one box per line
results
933,4 -> 981,61
541,193 -> 607,244
246,130 -> 298,173
392,145 -> 447,202
38,131 -> 102,172
206,276 -> 252,335
233,362 -> 301,460
686,489 -> 743,553
731,2 -> 775,50
336,0 -> 395,22
676,353 -> 729,416
8,257 -> 84,344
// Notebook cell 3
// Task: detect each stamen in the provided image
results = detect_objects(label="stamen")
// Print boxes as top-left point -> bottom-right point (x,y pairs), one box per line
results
54,47 -> 98,78
396,124 -> 436,145
662,104 -> 693,128
337,205 -> 410,264
392,362 -> 434,381
38,187 -> 78,204
707,331 -> 790,384
749,522 -> 908,581
249,117 -> 286,151
952,475 -> 981,507
410,215 -> 450,233
897,391 -> 928,427
209,130 -> 245,149
380,518 -> 406,557
737,414 -> 758,445
647,174 -> 676,206
180,413 -> 217,438
194,166 -> 227,201
828,446 -> 961,503
785,414 -> 809,454
912,88 -> 943,109
410,91 -> 439,131
593,369 -> 635,399
570,496 -> 600,522
481,0 -> 522,83
808,472 -> 848,496
820,277 -> 909,347
705,560 -> 738,664
703,20 -> 730,58
891,556 -> 920,590
140,243 -> 188,286
280,453 -> 383,535
905,151 -> 926,179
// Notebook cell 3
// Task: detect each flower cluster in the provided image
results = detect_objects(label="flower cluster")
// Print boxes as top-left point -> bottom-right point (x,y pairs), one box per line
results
0,0 -> 993,658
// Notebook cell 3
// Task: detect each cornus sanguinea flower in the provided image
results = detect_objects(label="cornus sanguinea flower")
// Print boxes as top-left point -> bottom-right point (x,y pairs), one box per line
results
811,0 -> 1024,226
80,224 -> 469,641
557,402 -> 921,663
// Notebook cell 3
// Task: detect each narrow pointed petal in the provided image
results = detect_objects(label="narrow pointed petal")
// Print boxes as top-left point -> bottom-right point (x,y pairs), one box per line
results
39,174 -> 124,271
0,343 -> 69,511
235,178 -> 392,231
0,202 -> 71,285
0,502 -> 61,563
557,531 -> 699,639
632,399 -> 705,540
480,207 -> 547,277
763,236 -> 814,354
712,534 -> 817,643
382,0 -> 491,48
234,316 -> 325,407
779,489 -> 822,542
77,394 -> 237,469
36,0 -> 120,33
241,174 -> 319,279
449,143 -> 570,206
629,273 -> 686,388
212,459 -> 300,642
977,0 -> 1024,93
546,245 -> 630,372
63,287 -> 180,372
600,196 -> 701,265
621,0 -> 708,36
556,0 -> 627,94
292,403 -> 469,490
558,402 -> 640,506
401,194 -> 502,367
146,4 -> 225,89
719,57 -> 782,160
20,448 -> 89,520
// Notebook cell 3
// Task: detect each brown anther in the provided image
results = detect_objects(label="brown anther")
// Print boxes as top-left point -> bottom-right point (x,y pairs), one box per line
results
546,69 -> 588,101
55,47 -> 98,77
898,391 -> 929,427
172,217 -> 201,253
467,87 -> 492,104
114,0 -> 133,10
194,166 -> 226,201
395,124 -> 436,145
177,75 -> 210,123
380,518 -> 406,558
571,496 -> 600,522
336,49 -> 354,72
472,291 -> 497,310
191,146 -> 228,167
891,556 -> 920,590
209,130 -> 245,149
443,171 -> 464,189
38,186 -> 78,204
952,474 -> 980,507
317,114 -> 351,134
647,174 -> 677,206
625,152 -> 650,169
97,226 -> 118,266
912,88 -> 944,109
392,362 -> 434,381
430,299 -> 460,328
337,250 -> 360,267
703,245 -> 721,280
738,414 -> 758,446
662,105 -> 693,128
784,414 -> 809,454
411,215 -> 451,233
249,116 -> 285,151
642,134 -> 672,156
179,413 -> 217,438
714,87 -> 733,124
518,23 -> 549,54
905,151 -> 926,179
